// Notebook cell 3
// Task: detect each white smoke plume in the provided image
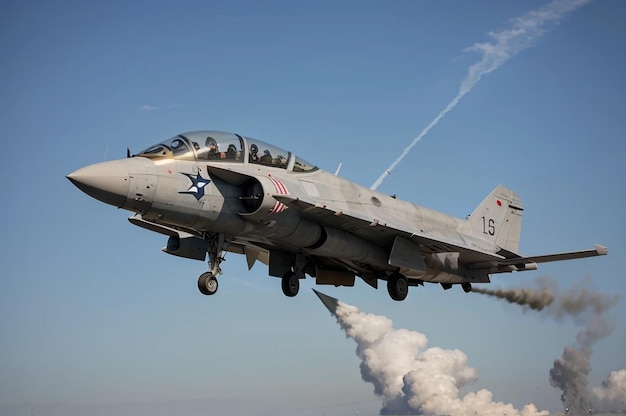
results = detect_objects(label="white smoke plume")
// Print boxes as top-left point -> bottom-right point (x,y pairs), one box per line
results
370,0 -> 592,191
592,369 -> 626,411
319,292 -> 548,415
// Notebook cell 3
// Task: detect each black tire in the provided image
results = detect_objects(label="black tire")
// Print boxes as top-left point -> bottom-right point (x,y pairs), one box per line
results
387,273 -> 408,301
198,272 -> 218,296
281,271 -> 299,297
462,282 -> 472,293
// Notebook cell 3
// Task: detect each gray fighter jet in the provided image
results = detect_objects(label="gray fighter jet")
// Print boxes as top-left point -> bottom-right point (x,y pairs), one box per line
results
67,131 -> 607,300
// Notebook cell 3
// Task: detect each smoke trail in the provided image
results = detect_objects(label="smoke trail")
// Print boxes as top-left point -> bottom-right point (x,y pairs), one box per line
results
472,278 -> 555,311
472,277 -> 619,413
549,314 -> 616,414
370,0 -> 592,191
551,279 -> 617,320
548,280 -> 618,414
471,277 -> 617,321
315,291 -> 548,415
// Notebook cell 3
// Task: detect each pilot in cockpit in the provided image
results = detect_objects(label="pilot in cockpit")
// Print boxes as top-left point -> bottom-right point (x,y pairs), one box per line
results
226,144 -> 238,159
260,149 -> 272,164
250,144 -> 260,162
206,138 -> 220,160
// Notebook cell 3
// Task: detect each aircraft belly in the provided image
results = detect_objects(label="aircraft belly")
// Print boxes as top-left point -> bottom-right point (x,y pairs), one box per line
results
405,252 -> 486,284
417,273 -> 463,284
388,236 -> 427,272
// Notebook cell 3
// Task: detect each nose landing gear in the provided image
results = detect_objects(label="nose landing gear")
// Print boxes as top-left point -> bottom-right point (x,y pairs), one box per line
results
198,272 -> 218,295
197,233 -> 228,296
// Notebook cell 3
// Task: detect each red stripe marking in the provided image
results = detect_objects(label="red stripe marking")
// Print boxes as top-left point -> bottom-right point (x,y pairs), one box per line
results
268,176 -> 288,195
268,176 -> 288,214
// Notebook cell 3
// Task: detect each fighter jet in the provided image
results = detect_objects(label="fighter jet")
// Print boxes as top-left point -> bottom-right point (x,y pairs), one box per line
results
67,130 -> 607,301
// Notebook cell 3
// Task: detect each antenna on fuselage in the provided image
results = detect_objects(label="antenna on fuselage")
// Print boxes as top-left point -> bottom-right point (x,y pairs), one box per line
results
334,163 -> 342,176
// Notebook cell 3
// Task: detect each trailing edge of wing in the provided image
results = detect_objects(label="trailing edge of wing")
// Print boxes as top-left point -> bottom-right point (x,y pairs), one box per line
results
273,194 -> 505,263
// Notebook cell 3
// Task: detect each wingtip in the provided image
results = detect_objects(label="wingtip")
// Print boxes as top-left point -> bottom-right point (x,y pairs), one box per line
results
594,244 -> 608,256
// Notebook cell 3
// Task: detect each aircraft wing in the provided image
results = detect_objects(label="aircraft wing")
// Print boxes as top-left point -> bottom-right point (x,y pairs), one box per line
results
274,195 -> 607,269
273,195 -> 505,264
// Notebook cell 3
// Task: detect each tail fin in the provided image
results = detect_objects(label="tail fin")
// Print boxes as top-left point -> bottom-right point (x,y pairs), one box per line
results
466,185 -> 523,254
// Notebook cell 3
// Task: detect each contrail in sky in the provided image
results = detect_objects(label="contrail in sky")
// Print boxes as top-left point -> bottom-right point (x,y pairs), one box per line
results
370,0 -> 592,191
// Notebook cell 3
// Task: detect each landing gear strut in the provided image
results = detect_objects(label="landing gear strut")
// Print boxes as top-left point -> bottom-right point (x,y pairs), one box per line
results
280,254 -> 308,298
197,233 -> 228,296
387,273 -> 409,301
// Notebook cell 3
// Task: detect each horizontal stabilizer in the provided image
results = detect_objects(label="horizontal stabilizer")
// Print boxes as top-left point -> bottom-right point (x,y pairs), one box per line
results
517,244 -> 608,264
494,244 -> 608,267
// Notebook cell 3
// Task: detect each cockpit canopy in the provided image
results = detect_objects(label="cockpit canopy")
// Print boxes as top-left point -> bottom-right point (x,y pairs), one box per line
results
135,130 -> 318,173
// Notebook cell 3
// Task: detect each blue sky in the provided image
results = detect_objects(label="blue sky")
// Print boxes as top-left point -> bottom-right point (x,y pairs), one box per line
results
1,1 -> 625,415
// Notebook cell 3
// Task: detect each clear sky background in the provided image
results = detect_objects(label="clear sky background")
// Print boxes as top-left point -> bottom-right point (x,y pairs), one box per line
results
1,1 -> 625,415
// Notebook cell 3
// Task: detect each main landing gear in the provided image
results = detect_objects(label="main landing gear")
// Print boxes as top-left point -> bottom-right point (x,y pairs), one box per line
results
280,254 -> 307,298
387,273 -> 409,301
197,233 -> 227,296
281,271 -> 299,297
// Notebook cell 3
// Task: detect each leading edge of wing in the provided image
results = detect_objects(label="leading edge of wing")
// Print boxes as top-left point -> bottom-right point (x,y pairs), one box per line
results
273,194 -> 505,263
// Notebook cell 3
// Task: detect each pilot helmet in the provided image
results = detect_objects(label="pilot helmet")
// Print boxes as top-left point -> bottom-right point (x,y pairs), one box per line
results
206,137 -> 217,149
250,144 -> 258,153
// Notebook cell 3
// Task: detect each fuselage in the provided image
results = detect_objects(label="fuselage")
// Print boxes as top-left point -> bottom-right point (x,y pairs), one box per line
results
66,130 -> 608,300
68,130 -> 498,286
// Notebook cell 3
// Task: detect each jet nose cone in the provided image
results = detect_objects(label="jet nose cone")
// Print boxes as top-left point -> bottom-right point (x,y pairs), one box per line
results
67,160 -> 130,208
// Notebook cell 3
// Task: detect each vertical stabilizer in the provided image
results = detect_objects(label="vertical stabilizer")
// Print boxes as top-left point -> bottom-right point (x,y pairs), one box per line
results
466,185 -> 523,254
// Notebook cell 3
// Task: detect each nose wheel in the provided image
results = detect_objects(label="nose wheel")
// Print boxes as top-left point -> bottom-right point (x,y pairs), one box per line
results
197,233 -> 227,296
198,272 -> 218,295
